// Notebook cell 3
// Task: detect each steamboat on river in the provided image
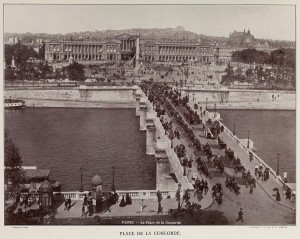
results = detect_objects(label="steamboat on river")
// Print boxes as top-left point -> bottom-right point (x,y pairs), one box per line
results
4,99 -> 26,109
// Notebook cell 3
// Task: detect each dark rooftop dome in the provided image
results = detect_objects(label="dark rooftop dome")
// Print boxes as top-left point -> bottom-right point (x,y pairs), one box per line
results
39,180 -> 53,193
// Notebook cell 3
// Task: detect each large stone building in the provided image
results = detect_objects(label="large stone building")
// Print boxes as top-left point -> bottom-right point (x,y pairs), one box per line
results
229,29 -> 255,48
44,33 -> 139,62
214,46 -> 234,63
141,41 -> 214,63
45,33 -> 214,63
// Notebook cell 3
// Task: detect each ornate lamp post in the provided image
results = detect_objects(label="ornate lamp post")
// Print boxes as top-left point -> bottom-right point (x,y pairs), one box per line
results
206,98 -> 208,110
276,153 -> 280,176
247,130 -> 250,149
192,93 -> 195,102
79,167 -> 84,192
233,119 -> 236,136
111,166 -> 116,192
214,103 -> 217,118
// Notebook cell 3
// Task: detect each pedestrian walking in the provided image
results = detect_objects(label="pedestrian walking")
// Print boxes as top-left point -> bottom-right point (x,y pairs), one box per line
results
255,165 -> 259,176
249,152 -> 253,162
176,188 -> 181,209
83,194 -> 87,206
204,180 -> 209,194
276,191 -> 281,201
157,190 -> 163,214
285,188 -> 292,200
87,196 -> 93,216
249,184 -> 254,194
64,198 -> 68,210
81,203 -> 86,217
236,208 -> 244,222
125,193 -> 132,205
140,199 -> 144,212
24,194 -> 29,209
15,192 -> 20,206
113,191 -> 119,204
119,195 -> 126,207
67,196 -> 72,211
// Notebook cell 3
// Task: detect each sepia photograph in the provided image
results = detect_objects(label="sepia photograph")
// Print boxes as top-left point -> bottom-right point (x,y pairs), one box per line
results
2,1 -> 297,230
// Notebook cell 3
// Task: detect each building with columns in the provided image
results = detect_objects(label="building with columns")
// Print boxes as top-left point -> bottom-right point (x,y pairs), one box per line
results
45,34 -> 214,63
45,40 -> 121,62
140,41 -> 214,63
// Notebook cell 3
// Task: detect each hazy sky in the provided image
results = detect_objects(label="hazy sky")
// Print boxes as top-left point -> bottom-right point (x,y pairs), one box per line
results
4,4 -> 296,41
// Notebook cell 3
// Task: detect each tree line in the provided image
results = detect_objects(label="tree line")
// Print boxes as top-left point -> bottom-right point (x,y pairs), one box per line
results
232,48 -> 295,68
5,42 -> 44,65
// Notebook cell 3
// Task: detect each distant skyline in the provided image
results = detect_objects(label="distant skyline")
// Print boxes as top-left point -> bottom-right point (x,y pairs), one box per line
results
4,5 -> 296,41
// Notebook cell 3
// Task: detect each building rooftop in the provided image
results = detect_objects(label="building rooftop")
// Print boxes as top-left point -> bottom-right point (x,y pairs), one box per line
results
25,169 -> 50,179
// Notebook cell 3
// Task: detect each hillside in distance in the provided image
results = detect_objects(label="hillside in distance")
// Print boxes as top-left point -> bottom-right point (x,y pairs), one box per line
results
5,27 -> 227,43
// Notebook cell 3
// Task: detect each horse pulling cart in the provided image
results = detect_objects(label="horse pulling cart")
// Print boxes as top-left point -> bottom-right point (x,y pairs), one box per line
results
218,136 -> 227,149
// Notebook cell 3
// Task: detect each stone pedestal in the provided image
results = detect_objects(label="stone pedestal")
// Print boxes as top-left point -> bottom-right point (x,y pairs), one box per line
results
146,126 -> 156,155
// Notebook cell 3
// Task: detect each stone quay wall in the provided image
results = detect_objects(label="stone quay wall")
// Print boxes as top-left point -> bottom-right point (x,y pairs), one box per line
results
4,85 -> 138,104
182,88 -> 295,104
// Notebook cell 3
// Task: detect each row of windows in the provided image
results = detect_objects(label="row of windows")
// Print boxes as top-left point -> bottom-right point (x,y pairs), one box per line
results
159,51 -> 212,56
144,46 -> 155,50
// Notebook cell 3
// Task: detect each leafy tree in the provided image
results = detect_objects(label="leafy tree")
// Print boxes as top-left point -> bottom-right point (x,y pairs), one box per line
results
5,129 -> 25,198
232,49 -> 269,65
232,48 -> 295,68
270,49 -> 295,68
5,66 -> 16,81
221,63 -> 234,85
37,43 -> 45,59
66,62 -> 85,81
225,63 -> 234,76
5,42 -> 37,66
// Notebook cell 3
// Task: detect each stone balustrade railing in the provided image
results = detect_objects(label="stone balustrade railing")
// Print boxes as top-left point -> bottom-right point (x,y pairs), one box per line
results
117,190 -> 176,199
54,190 -> 178,200
54,191 -> 89,200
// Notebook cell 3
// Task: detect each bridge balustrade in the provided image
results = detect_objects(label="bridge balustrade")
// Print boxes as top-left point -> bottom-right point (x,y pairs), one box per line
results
55,190 -> 177,200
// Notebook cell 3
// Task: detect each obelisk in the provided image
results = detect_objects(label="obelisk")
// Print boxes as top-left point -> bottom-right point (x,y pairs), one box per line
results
134,34 -> 140,72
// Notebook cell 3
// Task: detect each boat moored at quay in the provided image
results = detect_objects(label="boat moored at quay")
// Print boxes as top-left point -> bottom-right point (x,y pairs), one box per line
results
4,99 -> 26,109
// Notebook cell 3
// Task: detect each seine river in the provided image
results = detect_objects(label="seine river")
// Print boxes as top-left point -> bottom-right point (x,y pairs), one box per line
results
218,109 -> 296,182
5,108 -> 156,191
5,108 -> 296,191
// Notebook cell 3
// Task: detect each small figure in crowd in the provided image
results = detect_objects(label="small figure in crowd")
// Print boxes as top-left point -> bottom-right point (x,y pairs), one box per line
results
236,208 -> 244,222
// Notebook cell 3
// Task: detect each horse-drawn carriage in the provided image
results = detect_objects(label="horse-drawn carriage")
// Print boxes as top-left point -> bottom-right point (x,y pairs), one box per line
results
218,136 -> 227,149
193,138 -> 202,151
225,176 -> 240,195
203,143 -> 213,159
232,157 -> 245,174
212,183 -> 223,206
196,157 -> 210,178
213,155 -> 225,174
225,148 -> 234,160
174,144 -> 186,158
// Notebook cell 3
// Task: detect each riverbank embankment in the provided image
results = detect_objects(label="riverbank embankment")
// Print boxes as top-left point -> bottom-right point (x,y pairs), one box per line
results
207,100 -> 295,110
20,99 -> 137,108
4,86 -> 296,110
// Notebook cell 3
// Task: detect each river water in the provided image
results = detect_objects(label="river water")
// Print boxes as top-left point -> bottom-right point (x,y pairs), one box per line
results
217,109 -> 296,183
5,108 -> 156,191
5,108 -> 296,191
